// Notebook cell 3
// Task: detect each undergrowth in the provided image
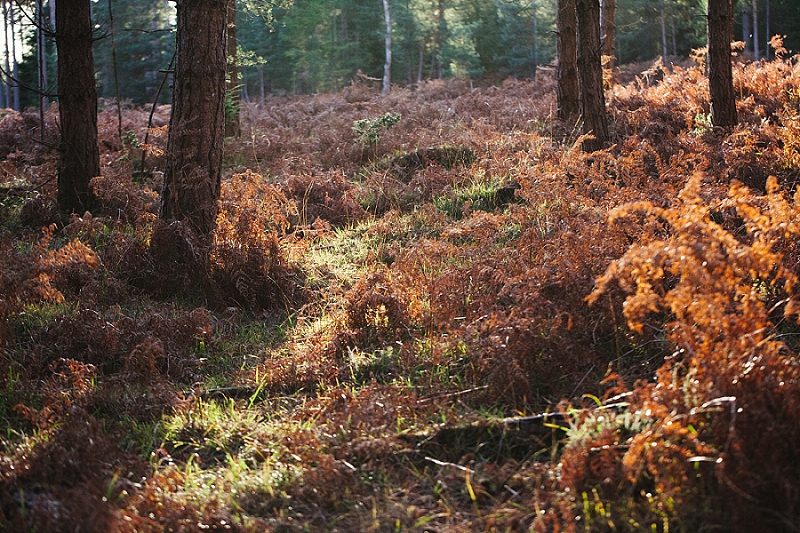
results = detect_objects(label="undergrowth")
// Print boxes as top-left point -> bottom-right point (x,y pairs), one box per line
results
1,55 -> 800,532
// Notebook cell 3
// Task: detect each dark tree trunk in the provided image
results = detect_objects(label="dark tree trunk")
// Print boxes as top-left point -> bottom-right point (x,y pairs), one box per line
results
764,0 -> 770,60
600,0 -> 615,81
556,0 -> 579,121
160,0 -> 226,239
708,0 -> 737,128
224,0 -> 240,138
576,0 -> 608,151
55,0 -> 98,214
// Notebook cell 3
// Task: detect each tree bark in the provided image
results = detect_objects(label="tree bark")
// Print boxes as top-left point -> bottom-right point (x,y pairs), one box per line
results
160,0 -> 226,239
600,0 -> 615,81
556,0 -> 579,121
576,0 -> 608,151
225,0 -> 240,138
55,0 -> 98,214
708,0 -> 737,128
751,0 -> 759,61
381,0 -> 392,96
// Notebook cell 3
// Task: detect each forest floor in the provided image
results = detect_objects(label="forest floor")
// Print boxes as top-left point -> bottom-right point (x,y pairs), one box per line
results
2,54 -> 800,532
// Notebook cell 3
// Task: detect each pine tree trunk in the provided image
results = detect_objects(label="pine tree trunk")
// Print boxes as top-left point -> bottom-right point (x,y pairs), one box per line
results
576,0 -> 608,151
55,0 -> 98,214
225,0 -> 240,138
556,0 -> 579,121
708,0 -> 737,128
600,0 -> 615,81
160,0 -> 226,239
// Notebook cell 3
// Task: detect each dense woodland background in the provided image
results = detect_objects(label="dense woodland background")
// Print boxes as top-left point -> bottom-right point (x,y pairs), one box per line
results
2,1 -> 800,532
0,0 -> 798,107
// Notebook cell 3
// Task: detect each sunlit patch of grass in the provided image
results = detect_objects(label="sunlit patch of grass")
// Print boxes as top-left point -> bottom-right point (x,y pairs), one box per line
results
203,314 -> 293,388
433,172 -> 522,220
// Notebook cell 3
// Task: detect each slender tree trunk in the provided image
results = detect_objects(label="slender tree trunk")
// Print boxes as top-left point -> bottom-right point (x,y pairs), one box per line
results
224,0 -> 240,138
56,0 -> 99,214
741,2 -> 752,53
417,45 -> 423,83
708,0 -> 737,128
258,64 -> 265,108
381,0 -> 391,96
532,4 -> 538,79
160,0 -> 226,239
435,0 -> 445,79
107,0 -> 122,143
670,7 -> 677,56
556,0 -> 579,121
36,0 -> 47,118
660,6 -> 668,65
10,2 -> 18,111
240,69 -> 248,103
575,0 -> 608,151
764,0 -> 770,60
600,0 -> 615,81
751,0 -> 759,61
3,1 -> 11,109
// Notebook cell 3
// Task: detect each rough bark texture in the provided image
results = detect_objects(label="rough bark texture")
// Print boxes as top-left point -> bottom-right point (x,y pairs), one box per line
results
576,0 -> 608,152
225,0 -> 240,138
600,0 -> 616,80
56,0 -> 99,214
161,0 -> 226,238
708,0 -> 738,128
556,0 -> 579,121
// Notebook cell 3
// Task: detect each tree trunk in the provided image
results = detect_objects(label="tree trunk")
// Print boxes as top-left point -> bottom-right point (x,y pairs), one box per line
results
556,0 -> 579,121
764,0 -> 770,60
435,0 -> 445,79
160,0 -> 226,239
225,0 -> 240,138
10,1 -> 18,111
381,0 -> 391,96
751,0 -> 759,61
708,0 -> 737,128
670,8 -> 677,56
531,5 -> 538,79
576,0 -> 608,151
600,0 -> 615,81
3,1 -> 11,109
417,45 -> 423,83
36,0 -> 47,117
660,6 -> 668,65
107,0 -> 122,142
55,0 -> 98,214
741,2 -> 752,53
258,65 -> 265,108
